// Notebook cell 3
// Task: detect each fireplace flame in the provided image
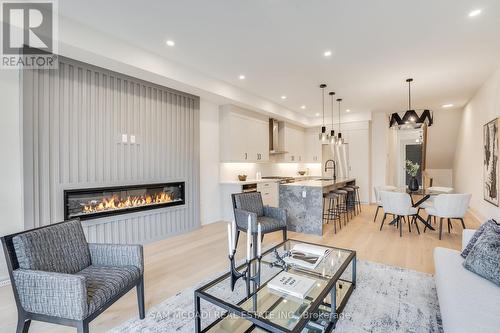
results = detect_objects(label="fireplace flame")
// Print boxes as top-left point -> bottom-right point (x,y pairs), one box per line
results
82,192 -> 174,214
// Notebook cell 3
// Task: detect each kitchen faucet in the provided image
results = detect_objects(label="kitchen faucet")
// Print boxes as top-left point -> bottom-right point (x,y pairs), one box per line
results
324,159 -> 336,181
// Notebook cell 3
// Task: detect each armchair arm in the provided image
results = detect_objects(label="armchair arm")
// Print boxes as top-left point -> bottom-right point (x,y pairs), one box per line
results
234,208 -> 257,232
263,206 -> 287,225
13,269 -> 88,320
88,243 -> 144,273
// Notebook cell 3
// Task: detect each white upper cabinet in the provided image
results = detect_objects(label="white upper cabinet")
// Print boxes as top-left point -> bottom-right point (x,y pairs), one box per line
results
220,105 -> 269,162
305,128 -> 322,163
279,123 -> 305,162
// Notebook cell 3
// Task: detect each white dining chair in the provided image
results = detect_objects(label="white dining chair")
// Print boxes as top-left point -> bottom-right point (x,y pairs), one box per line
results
379,191 -> 419,237
373,185 -> 397,222
424,193 -> 471,240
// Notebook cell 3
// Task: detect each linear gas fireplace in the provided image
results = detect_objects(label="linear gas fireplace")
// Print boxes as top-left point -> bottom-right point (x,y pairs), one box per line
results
64,182 -> 185,220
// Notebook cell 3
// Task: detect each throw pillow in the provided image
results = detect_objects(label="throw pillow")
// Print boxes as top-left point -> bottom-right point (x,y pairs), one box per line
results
463,227 -> 500,287
461,219 -> 500,258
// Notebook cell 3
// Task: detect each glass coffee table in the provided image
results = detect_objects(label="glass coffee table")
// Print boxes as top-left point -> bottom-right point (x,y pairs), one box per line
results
194,239 -> 356,333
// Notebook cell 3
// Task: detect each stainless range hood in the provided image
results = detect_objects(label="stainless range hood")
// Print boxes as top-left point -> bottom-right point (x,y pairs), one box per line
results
269,118 -> 288,154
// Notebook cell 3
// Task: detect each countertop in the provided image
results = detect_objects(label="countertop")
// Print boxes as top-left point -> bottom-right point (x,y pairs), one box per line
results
280,178 -> 356,188
219,176 -> 316,185
220,179 -> 280,185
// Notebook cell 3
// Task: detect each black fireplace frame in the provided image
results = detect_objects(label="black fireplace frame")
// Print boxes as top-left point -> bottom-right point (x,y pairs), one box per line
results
63,182 -> 185,220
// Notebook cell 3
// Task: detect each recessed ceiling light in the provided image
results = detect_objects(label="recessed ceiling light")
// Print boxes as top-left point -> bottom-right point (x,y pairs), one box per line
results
300,105 -> 306,109
281,95 -> 287,100
323,50 -> 332,57
238,74 -> 245,80
468,9 -> 482,17
315,113 -> 320,117
166,40 -> 175,47
442,103 -> 454,108
345,109 -> 351,113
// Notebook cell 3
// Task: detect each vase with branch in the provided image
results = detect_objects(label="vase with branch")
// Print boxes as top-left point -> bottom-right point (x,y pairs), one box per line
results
405,160 -> 420,192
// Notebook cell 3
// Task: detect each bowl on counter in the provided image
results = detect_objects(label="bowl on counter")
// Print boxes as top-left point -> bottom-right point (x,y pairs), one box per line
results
298,171 -> 306,176
238,175 -> 247,181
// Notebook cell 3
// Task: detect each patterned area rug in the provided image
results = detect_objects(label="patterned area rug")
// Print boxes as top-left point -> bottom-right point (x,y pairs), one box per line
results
109,260 -> 442,332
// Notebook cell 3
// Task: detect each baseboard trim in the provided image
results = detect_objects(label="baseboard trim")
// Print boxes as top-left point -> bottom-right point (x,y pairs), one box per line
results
467,208 -> 484,224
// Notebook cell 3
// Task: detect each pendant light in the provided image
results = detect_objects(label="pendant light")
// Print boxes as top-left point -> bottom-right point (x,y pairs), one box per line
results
336,98 -> 343,145
329,91 -> 336,144
319,84 -> 328,141
389,78 -> 433,128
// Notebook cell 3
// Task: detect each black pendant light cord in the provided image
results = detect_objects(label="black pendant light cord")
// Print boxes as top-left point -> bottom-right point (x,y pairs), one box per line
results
407,78 -> 413,111
319,84 -> 327,126
329,92 -> 335,130
337,98 -> 342,133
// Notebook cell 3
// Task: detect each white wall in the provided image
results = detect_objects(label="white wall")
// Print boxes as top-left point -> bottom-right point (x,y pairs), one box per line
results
199,99 -> 221,225
0,70 -> 24,281
426,109 -> 463,169
454,66 -> 500,221
371,113 -> 389,197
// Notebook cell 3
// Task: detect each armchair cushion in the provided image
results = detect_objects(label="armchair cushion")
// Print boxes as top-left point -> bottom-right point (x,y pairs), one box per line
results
233,192 -> 264,217
89,243 -> 144,273
76,265 -> 141,315
13,269 -> 88,320
12,219 -> 90,274
257,216 -> 287,233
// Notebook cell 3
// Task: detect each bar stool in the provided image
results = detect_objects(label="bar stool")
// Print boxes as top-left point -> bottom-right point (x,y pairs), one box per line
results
333,189 -> 349,225
342,187 -> 356,218
322,192 -> 341,233
346,185 -> 362,215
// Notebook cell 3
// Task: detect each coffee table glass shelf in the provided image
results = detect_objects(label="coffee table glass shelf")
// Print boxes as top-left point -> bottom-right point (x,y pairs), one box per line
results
194,239 -> 356,333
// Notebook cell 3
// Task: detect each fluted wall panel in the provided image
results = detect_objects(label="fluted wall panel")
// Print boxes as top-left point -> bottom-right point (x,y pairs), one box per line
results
22,57 -> 200,244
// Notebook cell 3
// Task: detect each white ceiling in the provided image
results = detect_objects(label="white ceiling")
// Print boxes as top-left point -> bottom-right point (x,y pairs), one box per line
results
59,0 -> 500,118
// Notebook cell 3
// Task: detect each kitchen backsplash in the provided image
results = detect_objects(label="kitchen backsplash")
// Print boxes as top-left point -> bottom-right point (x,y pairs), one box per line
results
220,162 -> 322,181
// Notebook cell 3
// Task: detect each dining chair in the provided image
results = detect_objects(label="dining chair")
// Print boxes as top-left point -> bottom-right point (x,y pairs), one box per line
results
424,193 -> 471,240
379,191 -> 420,237
373,185 -> 397,222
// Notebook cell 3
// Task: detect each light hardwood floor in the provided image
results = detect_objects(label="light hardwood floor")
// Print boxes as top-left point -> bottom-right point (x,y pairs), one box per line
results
0,204 -> 479,332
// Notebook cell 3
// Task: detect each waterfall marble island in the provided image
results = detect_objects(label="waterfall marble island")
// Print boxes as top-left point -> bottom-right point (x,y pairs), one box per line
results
279,178 -> 356,236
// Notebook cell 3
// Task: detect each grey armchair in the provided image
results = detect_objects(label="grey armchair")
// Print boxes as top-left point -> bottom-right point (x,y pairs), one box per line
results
232,192 -> 287,257
1,219 -> 145,333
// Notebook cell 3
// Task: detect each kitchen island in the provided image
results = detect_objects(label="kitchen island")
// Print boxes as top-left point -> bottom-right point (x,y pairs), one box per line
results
279,178 -> 356,235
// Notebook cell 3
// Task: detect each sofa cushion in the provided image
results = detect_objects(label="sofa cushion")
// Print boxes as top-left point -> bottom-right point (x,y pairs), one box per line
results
463,228 -> 500,287
434,247 -> 500,333
13,219 -> 91,274
461,219 -> 500,258
76,265 -> 140,315
234,192 -> 264,217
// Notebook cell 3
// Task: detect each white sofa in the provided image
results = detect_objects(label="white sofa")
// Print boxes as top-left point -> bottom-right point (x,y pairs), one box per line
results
434,229 -> 500,333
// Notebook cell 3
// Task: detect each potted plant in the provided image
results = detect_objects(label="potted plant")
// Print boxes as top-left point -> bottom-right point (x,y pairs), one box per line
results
405,160 -> 420,192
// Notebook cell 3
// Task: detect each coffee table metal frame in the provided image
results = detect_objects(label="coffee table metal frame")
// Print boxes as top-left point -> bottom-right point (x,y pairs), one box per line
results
194,239 -> 356,333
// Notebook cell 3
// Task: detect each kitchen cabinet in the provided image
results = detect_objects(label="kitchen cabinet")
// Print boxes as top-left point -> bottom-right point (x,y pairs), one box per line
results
279,123 -> 306,162
257,181 -> 279,206
305,128 -> 322,163
220,105 -> 269,162
220,181 -> 279,221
